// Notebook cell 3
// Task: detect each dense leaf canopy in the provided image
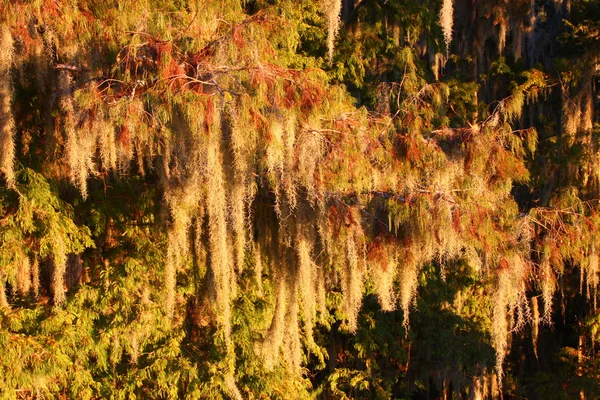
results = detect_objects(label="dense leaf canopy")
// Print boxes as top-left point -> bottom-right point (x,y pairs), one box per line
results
1,0 -> 600,398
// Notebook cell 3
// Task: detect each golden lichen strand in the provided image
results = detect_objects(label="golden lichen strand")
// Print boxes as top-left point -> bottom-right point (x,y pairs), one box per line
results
471,374 -> 483,400
284,281 -> 302,374
0,24 -> 15,187
324,0 -> 343,63
283,116 -> 297,209
205,105 -> 234,343
491,254 -> 529,390
231,183 -> 247,273
163,173 -> 203,318
439,0 -> 454,54
315,264 -> 327,323
297,129 -> 323,199
585,246 -> 599,309
80,122 -> 97,195
52,238 -> 68,306
431,52 -> 447,81
491,271 -> 509,389
342,228 -> 364,332
130,332 -> 140,365
540,255 -> 555,323
531,296 -> 539,360
372,249 -> 397,312
165,231 -> 178,319
498,16 -> 507,54
59,71 -> 90,198
490,370 -> 501,399
296,231 -> 317,346
266,120 -> 285,217
16,255 -> 32,297
0,273 -> 8,309
399,255 -> 419,329
229,104 -> 257,273
224,374 -> 243,400
97,115 -> 117,172
31,256 -> 40,298
260,274 -> 288,369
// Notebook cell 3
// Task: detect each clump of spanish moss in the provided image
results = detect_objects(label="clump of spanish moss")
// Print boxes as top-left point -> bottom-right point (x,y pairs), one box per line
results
323,0 -> 343,62
0,24 -> 15,187
439,0 -> 454,53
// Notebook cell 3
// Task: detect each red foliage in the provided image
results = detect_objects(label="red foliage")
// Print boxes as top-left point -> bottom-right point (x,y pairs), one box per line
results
249,65 -> 276,96
367,236 -> 387,265
40,0 -> 61,19
11,24 -> 34,52
117,125 -> 130,149
205,97 -> 214,132
328,203 -> 342,237
344,208 -> 356,227
249,107 -> 269,135
499,257 -> 510,271
283,80 -> 296,108
452,208 -> 462,233
154,41 -> 172,64
78,7 -> 95,25
300,81 -> 325,111
232,25 -> 245,49
367,233 -> 396,266
395,134 -> 422,163
164,60 -> 187,89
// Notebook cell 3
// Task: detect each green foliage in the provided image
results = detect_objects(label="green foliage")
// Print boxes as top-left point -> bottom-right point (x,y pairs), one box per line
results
0,0 -> 600,398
